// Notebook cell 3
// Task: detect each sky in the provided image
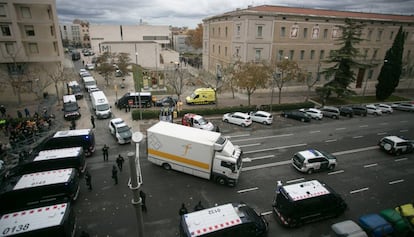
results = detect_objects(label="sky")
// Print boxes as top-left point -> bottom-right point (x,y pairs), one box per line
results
56,0 -> 414,28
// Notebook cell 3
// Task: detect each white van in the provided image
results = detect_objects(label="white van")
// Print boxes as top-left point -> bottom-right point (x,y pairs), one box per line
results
90,91 -> 112,119
82,76 -> 97,92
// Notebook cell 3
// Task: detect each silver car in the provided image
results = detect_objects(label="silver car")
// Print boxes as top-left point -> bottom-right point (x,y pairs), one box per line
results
249,110 -> 273,125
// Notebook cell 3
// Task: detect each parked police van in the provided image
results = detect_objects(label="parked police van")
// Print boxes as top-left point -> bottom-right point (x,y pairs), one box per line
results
67,81 -> 83,99
0,168 -> 80,213
62,95 -> 81,120
115,92 -> 153,109
38,129 -> 95,156
7,147 -> 86,178
91,90 -> 112,119
180,202 -> 268,237
0,202 -> 76,237
272,180 -> 347,227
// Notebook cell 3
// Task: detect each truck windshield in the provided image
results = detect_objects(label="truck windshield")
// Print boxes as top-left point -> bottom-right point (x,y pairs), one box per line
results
190,93 -> 196,99
85,81 -> 96,87
96,104 -> 109,111
64,103 -> 78,112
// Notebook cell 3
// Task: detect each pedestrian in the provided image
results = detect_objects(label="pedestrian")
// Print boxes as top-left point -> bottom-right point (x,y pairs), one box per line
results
0,105 -> 6,117
70,120 -> 76,130
90,115 -> 95,128
24,108 -> 30,117
116,154 -> 125,172
85,170 -> 92,190
17,110 -> 23,118
112,165 -> 118,184
140,190 -> 147,212
102,144 -> 109,162
194,201 -> 204,211
179,203 -> 188,216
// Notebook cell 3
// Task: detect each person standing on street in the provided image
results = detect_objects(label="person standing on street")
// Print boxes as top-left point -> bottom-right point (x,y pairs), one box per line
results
194,201 -> 204,211
116,154 -> 125,172
140,190 -> 147,212
112,165 -> 118,184
85,170 -> 92,190
179,203 -> 188,216
102,144 -> 109,162
17,110 -> 23,118
90,115 -> 95,128
0,105 -> 6,117
24,108 -> 30,117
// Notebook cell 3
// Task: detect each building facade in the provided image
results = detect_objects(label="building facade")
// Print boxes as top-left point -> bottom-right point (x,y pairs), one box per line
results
0,0 -> 65,103
203,5 -> 414,89
60,20 -> 90,48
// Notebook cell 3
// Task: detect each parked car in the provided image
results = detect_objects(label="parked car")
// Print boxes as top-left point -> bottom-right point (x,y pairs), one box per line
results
222,112 -> 252,127
358,214 -> 394,237
339,106 -> 354,118
292,149 -> 337,174
365,104 -> 382,116
320,106 -> 340,119
378,136 -> 414,155
331,220 -> 368,237
351,105 -> 368,116
281,110 -> 311,122
394,103 -> 414,112
248,110 -> 273,125
154,96 -> 177,107
86,63 -> 95,70
379,209 -> 411,234
115,69 -> 123,77
375,104 -> 393,114
181,113 -> 215,131
395,203 -> 414,226
108,118 -> 132,144
299,108 -> 323,120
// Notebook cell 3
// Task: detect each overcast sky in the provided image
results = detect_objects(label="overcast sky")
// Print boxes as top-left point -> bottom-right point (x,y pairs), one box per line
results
56,0 -> 414,28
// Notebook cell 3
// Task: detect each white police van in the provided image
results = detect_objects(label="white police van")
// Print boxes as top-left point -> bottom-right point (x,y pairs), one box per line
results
90,91 -> 112,119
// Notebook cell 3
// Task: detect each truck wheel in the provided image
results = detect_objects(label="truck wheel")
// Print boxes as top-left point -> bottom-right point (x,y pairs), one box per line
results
223,119 -> 228,123
241,123 -> 246,127
216,177 -> 226,185
307,169 -> 314,174
328,164 -> 335,170
162,163 -> 171,170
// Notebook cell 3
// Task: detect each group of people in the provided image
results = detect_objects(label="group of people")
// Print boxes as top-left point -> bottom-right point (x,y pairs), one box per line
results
179,201 -> 205,216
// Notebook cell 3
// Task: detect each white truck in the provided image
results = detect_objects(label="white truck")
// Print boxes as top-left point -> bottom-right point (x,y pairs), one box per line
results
147,121 -> 242,186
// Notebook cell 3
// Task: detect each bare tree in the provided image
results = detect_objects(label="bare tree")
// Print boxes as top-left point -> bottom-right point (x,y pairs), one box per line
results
196,67 -> 225,107
96,52 -> 116,85
271,58 -> 300,104
297,69 -> 319,101
44,62 -> 68,105
164,63 -> 188,101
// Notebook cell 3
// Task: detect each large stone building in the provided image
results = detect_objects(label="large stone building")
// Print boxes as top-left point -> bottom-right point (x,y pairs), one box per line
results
203,5 -> 414,89
0,0 -> 65,103
60,20 -> 90,48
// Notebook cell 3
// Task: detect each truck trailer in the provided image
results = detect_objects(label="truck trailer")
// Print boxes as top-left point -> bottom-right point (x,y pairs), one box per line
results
147,121 -> 242,186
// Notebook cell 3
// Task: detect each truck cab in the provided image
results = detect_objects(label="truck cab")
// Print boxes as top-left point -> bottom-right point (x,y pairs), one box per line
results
181,113 -> 215,131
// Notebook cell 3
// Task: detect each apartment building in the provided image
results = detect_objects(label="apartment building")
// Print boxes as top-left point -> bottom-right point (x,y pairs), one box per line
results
0,0 -> 64,103
60,23 -> 81,48
203,5 -> 414,89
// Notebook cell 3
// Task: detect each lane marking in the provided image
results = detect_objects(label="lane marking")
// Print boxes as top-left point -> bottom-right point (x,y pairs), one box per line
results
239,143 -> 261,148
242,160 -> 291,171
364,163 -> 378,168
335,127 -> 346,130
260,211 -> 273,216
309,130 -> 320,134
230,134 -> 250,138
333,146 -> 378,156
250,155 -> 275,161
359,125 -> 368,128
395,158 -> 407,162
400,129 -> 408,132
237,187 -> 259,193
353,135 -> 363,139
379,122 -> 389,125
350,187 -> 369,194
400,120 -> 408,123
286,178 -> 305,184
328,170 -> 344,175
233,133 -> 293,142
243,143 -> 307,154
325,139 -> 337,143
389,179 -> 404,185
377,132 -> 387,135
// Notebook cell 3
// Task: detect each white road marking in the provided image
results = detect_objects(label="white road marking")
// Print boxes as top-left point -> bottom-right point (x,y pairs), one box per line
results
389,179 -> 404,185
250,155 -> 275,161
333,146 -> 378,156
243,143 -> 307,154
309,130 -> 321,134
242,160 -> 291,171
286,178 -> 305,183
242,158 -> 252,162
335,127 -> 346,130
328,170 -> 344,175
350,187 -> 369,194
260,211 -> 273,216
359,125 -> 368,128
237,187 -> 259,193
379,122 -> 389,125
233,133 -> 293,142
364,163 -> 378,168
352,135 -> 363,139
325,139 -> 337,143
395,158 -> 408,162
239,143 -> 261,148
400,120 -> 408,123
400,129 -> 408,132
377,132 -> 387,135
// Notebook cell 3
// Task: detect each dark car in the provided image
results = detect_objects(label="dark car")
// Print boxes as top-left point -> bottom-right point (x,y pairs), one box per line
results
154,96 -> 177,107
351,105 -> 367,116
339,106 -> 354,118
281,110 -> 311,122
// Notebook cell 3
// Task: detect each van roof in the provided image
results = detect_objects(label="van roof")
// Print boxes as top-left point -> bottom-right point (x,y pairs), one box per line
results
68,81 -> 80,86
63,95 -> 76,103
128,92 -> 152,96
194,88 -> 214,92
34,147 -> 83,161
53,129 -> 91,138
183,203 -> 242,236
282,180 -> 330,201
0,203 -> 70,235
82,76 -> 95,82
296,149 -> 323,159
13,168 -> 75,190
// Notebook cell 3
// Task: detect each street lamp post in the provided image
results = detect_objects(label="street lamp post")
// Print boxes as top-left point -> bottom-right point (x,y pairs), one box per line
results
129,132 -> 144,237
135,52 -> 142,120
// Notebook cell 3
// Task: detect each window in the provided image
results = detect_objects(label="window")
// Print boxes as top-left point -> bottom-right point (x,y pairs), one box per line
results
367,30 -> 373,41
332,28 -> 339,38
1,25 -> 11,36
212,27 -> 215,36
257,25 -> 263,37
407,50 -> 411,59
319,50 -> 325,60
0,4 -> 6,17
25,25 -> 35,36
218,46 -> 221,54
20,7 -> 31,18
5,42 -> 14,54
278,50 -> 284,60
225,46 -> 227,56
364,49 -> 369,58
377,30 -> 383,41
218,27 -> 221,36
280,27 -> 286,37
323,29 -> 328,39
28,43 -> 38,54
367,69 -> 373,79
310,50 -> 315,60
53,42 -> 58,52
50,26 -> 54,36
303,28 -> 308,38
236,25 -> 241,36
235,47 -> 240,57
225,27 -> 228,37
300,50 -> 305,60
212,44 -> 215,53
255,49 -> 262,61
390,31 -> 394,40
289,50 -> 294,60
312,27 -> 320,39
372,49 -> 378,59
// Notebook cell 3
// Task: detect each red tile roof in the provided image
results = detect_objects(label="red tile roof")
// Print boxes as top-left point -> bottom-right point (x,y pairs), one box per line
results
246,5 -> 414,22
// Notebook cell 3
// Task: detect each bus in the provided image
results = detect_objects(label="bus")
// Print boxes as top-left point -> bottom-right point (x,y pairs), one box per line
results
0,168 -> 80,214
0,202 -> 76,237
7,147 -> 86,178
180,203 -> 268,237
37,129 -> 95,156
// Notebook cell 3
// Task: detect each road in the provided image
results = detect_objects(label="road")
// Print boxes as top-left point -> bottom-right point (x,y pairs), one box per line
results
72,101 -> 414,237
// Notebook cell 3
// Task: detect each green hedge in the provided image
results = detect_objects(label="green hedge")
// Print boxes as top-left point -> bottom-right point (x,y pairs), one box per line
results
131,101 -> 315,120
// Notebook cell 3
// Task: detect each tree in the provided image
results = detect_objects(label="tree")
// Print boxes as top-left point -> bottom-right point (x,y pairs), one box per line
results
271,58 -> 300,104
297,69 -> 319,101
116,52 -> 132,76
96,52 -> 116,85
321,18 -> 365,99
233,62 -> 271,106
376,26 -> 405,100
185,23 -> 203,49
164,63 -> 188,101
